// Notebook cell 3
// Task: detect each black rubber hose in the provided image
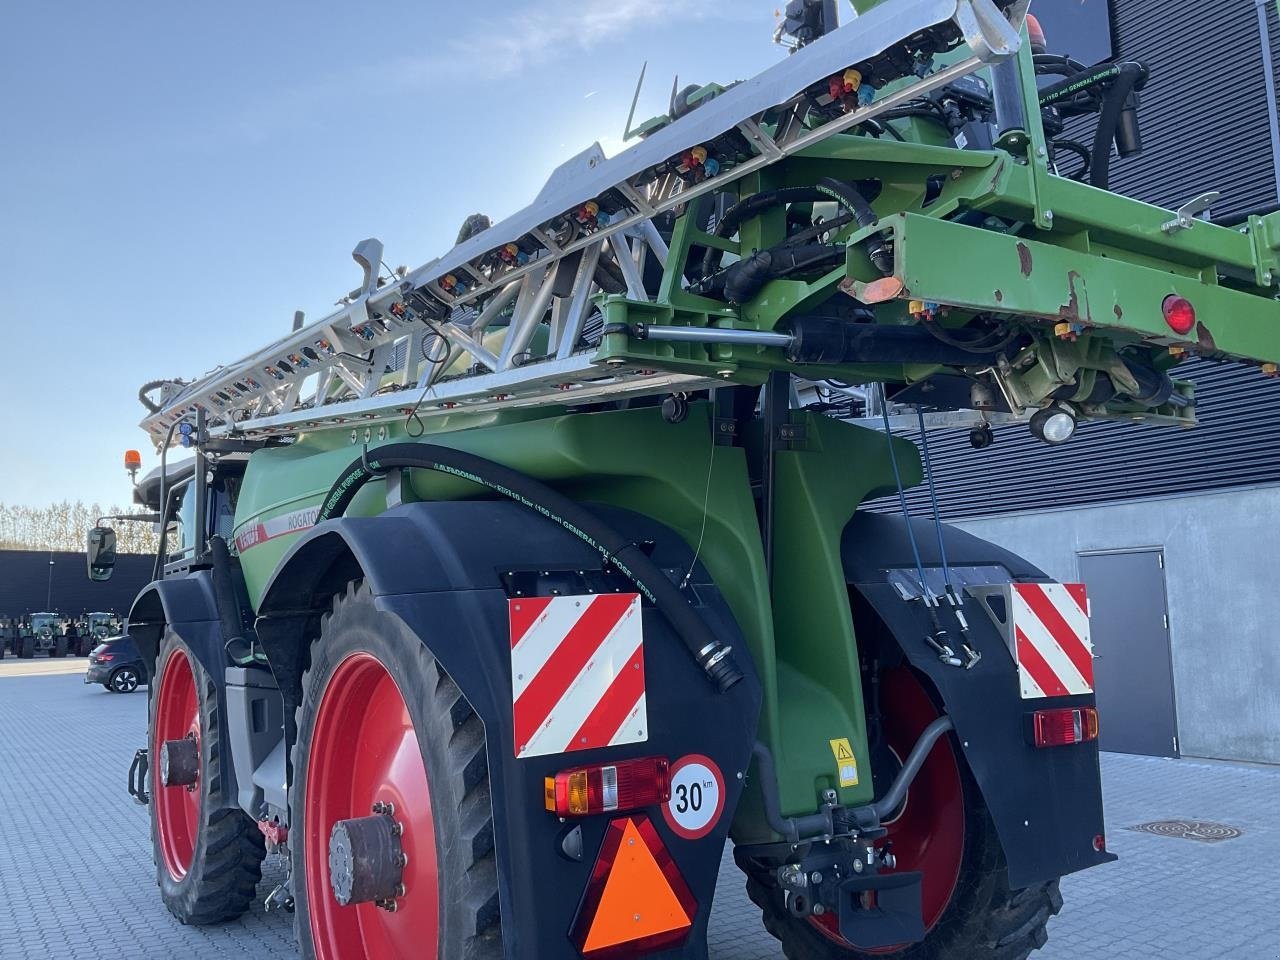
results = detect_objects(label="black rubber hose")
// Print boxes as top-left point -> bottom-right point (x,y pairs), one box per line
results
720,243 -> 846,304
813,177 -> 892,275
700,179 -> 889,279
700,186 -> 830,278
316,443 -> 744,693
1089,63 -> 1147,190
138,380 -> 171,414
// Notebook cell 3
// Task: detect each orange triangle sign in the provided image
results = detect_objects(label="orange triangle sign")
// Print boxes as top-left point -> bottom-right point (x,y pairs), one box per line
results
578,817 -> 694,956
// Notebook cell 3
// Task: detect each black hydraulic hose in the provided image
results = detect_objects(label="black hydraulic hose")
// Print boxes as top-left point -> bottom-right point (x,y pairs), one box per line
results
701,186 -> 830,278
812,177 -> 892,276
1215,199 -> 1280,225
317,443 -> 744,693
138,380 -> 170,414
720,244 -> 846,304
700,179 -> 890,280
1089,63 -> 1147,190
922,318 -> 1019,354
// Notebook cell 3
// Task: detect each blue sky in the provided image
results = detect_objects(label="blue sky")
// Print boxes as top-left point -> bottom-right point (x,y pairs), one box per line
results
0,1 -> 784,510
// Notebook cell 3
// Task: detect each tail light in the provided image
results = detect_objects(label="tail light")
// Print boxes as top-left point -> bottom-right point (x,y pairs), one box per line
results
1030,706 -> 1099,748
1162,295 -> 1196,336
94,653 -> 116,664
545,757 -> 670,818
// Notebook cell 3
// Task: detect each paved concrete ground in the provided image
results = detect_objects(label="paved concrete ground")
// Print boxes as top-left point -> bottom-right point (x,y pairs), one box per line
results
2,667 -> 1278,959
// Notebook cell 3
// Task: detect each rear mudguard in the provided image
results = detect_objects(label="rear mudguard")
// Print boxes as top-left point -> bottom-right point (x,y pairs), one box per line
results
843,512 -> 1116,889
256,499 -> 762,960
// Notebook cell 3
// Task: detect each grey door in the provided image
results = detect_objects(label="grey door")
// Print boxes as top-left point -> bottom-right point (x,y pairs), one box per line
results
1078,550 -> 1179,758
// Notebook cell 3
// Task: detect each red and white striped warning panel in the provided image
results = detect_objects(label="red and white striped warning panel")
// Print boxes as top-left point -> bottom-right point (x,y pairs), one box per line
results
510,594 -> 647,760
1010,583 -> 1094,700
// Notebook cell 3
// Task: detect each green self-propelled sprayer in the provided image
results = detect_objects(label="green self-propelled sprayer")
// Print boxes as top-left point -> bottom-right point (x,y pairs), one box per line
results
92,2 -> 1280,958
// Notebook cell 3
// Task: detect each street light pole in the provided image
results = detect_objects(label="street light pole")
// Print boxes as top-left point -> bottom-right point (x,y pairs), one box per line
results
46,552 -> 54,610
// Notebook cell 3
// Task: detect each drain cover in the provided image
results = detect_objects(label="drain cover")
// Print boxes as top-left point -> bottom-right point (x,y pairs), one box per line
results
1128,820 -> 1243,843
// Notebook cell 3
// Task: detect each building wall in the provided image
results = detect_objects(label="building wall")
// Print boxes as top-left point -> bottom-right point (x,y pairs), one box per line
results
0,550 -> 153,622
953,484 -> 1280,764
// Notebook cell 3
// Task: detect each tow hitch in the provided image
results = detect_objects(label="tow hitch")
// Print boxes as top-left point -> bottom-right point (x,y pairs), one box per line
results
127,747 -> 150,805
778,845 -> 925,949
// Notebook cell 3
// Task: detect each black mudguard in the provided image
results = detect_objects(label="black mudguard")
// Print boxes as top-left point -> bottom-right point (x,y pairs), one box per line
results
126,573 -> 246,812
843,512 -> 1116,890
257,500 -> 762,960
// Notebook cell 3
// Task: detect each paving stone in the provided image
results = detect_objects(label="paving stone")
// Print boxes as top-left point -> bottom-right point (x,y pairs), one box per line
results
2,673 -> 1277,959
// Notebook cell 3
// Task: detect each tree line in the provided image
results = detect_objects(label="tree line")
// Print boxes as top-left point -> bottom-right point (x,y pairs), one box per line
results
0,501 -> 159,555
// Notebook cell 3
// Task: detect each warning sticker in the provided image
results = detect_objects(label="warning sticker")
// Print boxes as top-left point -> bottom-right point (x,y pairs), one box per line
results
829,738 -> 860,787
662,754 -> 726,841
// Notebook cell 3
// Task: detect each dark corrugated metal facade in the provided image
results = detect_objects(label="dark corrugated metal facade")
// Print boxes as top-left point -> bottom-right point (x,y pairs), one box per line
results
1104,0 -> 1279,221
868,1 -> 1280,522
0,550 -> 153,621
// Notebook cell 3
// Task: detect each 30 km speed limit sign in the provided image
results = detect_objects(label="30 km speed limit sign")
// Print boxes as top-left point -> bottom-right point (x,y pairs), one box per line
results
662,754 -> 726,840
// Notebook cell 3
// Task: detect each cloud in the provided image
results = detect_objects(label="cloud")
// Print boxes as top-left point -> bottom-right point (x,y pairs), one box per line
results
193,1 -> 753,146
384,0 -> 748,88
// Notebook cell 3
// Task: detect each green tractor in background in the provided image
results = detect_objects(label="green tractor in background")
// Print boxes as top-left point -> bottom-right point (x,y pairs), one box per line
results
13,612 -> 69,659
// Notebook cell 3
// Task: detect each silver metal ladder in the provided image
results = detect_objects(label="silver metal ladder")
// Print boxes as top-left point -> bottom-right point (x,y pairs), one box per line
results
141,0 -> 1028,448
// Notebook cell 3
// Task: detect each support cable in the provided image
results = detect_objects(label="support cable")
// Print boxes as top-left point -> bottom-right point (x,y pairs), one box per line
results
915,406 -> 980,668
877,386 -> 960,667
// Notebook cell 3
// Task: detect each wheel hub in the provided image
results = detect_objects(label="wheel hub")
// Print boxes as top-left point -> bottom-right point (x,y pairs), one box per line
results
159,736 -> 199,789
328,802 -> 407,910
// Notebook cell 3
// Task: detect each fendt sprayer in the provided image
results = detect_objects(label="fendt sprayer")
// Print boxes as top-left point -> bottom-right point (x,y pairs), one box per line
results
86,2 -> 1280,957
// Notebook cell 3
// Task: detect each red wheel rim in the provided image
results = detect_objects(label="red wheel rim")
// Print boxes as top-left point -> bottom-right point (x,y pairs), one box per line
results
154,647 -> 201,880
305,653 -> 440,959
812,666 -> 965,953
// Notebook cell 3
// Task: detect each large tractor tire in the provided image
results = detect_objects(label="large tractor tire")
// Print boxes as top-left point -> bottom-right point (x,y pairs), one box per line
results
150,631 -> 266,924
741,666 -> 1063,960
291,581 -> 503,960
17,637 -> 34,659
51,636 -> 67,658
76,636 -> 94,657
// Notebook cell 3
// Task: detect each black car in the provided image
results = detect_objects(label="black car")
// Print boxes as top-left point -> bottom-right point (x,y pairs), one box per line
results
85,635 -> 148,694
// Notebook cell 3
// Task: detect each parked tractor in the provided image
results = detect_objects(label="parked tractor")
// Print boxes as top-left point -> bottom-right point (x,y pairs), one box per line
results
87,3 -> 1280,958
13,612 -> 69,659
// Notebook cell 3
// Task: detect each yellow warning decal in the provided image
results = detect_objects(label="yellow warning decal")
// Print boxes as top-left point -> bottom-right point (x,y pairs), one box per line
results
829,738 -> 859,787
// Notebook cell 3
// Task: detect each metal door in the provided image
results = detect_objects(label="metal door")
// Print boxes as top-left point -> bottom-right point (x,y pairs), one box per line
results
1078,550 -> 1179,758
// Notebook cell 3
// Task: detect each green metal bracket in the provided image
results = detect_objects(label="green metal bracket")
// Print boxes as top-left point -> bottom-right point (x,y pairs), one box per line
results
869,212 -> 1280,364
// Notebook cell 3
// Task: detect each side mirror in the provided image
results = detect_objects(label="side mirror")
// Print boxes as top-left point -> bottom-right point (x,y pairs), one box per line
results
86,527 -> 117,582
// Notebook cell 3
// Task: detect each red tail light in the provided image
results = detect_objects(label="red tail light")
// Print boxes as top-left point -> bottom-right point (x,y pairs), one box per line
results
1030,707 -> 1100,748
1162,295 -> 1196,336
545,757 -> 670,818
93,653 -> 117,664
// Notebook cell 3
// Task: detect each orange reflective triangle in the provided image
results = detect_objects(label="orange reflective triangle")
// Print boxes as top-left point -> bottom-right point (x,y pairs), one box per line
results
582,819 -> 692,952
